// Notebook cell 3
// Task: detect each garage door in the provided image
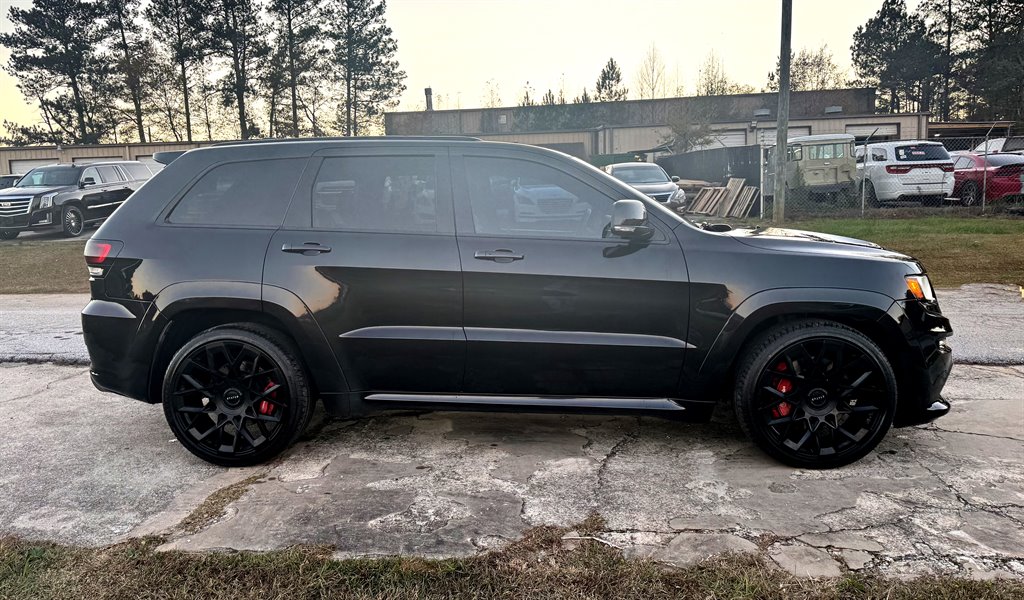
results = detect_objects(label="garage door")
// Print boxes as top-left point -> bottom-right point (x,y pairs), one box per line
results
756,127 -> 811,145
845,124 -> 899,140
9,158 -> 58,174
72,156 -> 122,165
691,130 -> 747,151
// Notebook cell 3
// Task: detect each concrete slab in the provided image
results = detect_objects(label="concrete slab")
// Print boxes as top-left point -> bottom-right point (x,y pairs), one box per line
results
770,542 -> 843,578
1,362 -> 1022,582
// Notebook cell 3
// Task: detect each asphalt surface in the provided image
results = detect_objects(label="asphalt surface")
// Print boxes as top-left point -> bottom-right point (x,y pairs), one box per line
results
1,284 -> 1021,366
0,362 -> 1021,580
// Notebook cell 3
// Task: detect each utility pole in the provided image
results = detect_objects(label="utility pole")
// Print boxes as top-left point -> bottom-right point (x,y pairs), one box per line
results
773,0 -> 793,223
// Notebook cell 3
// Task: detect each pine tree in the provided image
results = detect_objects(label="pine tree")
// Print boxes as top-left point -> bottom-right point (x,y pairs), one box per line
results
268,0 -> 325,137
1,0 -> 115,144
326,0 -> 406,136
105,0 -> 154,143
145,0 -> 212,142
595,58 -> 627,102
210,0 -> 269,138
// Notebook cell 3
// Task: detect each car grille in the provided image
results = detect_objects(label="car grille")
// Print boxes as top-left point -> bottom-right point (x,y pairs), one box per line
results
650,193 -> 672,202
0,197 -> 32,217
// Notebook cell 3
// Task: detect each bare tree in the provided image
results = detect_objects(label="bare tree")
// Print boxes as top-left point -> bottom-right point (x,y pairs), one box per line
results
634,44 -> 666,100
482,79 -> 502,108
766,45 -> 848,91
695,51 -> 753,96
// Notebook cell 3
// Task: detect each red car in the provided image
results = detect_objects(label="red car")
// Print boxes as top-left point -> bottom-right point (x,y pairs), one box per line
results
951,152 -> 1024,205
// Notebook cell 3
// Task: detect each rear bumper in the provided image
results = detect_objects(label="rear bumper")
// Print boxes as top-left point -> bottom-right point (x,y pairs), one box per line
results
82,298 -> 154,402
874,179 -> 953,201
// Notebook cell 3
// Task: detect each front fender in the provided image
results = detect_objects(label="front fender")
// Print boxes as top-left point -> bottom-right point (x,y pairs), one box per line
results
682,287 -> 899,399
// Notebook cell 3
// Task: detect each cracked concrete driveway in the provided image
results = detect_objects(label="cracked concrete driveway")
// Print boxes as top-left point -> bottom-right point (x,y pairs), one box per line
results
1,361 -> 1022,580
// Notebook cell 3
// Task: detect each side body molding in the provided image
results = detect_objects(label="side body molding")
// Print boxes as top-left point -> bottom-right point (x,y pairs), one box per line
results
683,287 -> 898,398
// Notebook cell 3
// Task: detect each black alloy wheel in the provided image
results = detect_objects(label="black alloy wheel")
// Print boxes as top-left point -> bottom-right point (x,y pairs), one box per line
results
62,205 -> 84,237
734,321 -> 896,468
162,326 -> 312,466
960,182 -> 979,206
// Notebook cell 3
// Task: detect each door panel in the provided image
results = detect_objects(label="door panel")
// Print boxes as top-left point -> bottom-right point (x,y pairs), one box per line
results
263,149 -> 463,393
452,149 -> 690,398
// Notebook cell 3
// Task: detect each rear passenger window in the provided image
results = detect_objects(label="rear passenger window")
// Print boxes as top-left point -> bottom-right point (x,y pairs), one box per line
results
168,158 -> 305,227
97,166 -> 123,183
313,156 -> 439,233
123,163 -> 153,180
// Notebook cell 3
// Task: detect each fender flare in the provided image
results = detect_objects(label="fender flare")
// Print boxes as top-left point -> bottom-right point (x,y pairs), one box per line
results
685,287 -> 900,395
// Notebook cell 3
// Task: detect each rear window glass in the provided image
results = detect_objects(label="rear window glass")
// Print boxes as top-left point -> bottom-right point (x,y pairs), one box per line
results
895,145 -> 949,161
97,165 -> 123,183
168,158 -> 305,227
1002,137 -> 1024,152
984,154 -> 1024,166
123,163 -> 153,180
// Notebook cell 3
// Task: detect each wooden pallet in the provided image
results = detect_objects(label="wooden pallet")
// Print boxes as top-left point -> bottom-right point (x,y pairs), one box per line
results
718,178 -> 746,217
728,186 -> 761,218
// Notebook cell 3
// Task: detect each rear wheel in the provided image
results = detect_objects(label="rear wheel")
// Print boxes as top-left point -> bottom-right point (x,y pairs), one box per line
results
733,320 -> 896,469
960,182 -> 979,206
0,230 -> 18,240
861,180 -> 879,207
162,325 -> 313,467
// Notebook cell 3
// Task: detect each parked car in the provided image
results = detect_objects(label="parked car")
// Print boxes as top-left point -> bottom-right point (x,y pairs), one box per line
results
0,174 -> 22,190
854,141 -> 954,206
603,162 -> 685,205
950,152 -> 1024,205
82,137 -> 953,469
0,161 -> 154,240
764,134 -> 857,200
972,137 -> 1024,155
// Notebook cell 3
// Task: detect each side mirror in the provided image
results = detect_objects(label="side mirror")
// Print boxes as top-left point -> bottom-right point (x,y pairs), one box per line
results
610,199 -> 653,240
671,175 -> 680,182
80,177 -> 96,187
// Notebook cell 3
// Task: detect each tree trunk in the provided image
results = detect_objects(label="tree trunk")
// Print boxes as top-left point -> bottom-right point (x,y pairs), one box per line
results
67,75 -> 89,143
180,59 -> 193,142
940,0 -> 952,121
288,6 -> 299,137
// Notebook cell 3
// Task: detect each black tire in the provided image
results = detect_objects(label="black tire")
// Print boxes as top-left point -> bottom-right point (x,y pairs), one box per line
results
862,180 -> 879,207
162,324 -> 313,467
960,182 -> 978,206
62,205 -> 85,237
0,230 -> 18,240
733,320 -> 896,469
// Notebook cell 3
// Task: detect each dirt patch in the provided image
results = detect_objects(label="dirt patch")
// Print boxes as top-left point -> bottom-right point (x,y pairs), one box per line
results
172,473 -> 266,535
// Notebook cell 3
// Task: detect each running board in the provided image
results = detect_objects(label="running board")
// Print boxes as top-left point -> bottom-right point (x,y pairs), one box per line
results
363,393 -> 687,412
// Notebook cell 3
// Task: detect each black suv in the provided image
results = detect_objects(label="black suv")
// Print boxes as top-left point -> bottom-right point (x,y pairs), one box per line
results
0,161 -> 154,240
81,138 -> 953,468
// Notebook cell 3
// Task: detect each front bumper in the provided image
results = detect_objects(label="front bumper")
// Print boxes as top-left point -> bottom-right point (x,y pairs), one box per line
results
888,299 -> 954,427
0,208 -> 57,232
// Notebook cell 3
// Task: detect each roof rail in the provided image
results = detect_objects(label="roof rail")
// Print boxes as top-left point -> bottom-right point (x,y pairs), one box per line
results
211,135 -> 481,147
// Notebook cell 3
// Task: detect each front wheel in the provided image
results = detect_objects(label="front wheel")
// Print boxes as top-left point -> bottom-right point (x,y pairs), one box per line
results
162,325 -> 313,467
733,320 -> 896,469
62,205 -> 85,237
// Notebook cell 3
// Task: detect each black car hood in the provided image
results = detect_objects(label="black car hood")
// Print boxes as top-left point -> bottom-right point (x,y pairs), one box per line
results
0,185 -> 68,197
724,226 -> 916,263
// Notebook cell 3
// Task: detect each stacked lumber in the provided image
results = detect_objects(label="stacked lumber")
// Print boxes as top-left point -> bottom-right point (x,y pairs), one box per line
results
686,177 -> 761,218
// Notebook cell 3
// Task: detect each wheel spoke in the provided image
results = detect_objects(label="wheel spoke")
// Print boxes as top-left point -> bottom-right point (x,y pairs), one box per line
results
840,371 -> 872,397
784,429 -> 812,451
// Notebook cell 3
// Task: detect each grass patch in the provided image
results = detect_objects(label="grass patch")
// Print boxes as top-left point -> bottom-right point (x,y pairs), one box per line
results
786,215 -> 1024,287
2,526 -> 1022,600
0,239 -> 89,294
173,473 -> 266,535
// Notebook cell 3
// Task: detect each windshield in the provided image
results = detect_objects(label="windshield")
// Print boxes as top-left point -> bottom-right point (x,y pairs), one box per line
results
18,166 -> 81,187
611,165 -> 670,184
895,144 -> 949,162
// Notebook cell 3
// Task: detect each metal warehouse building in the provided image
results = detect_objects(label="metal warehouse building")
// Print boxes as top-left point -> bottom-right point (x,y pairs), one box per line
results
0,141 -> 214,176
384,88 -> 929,160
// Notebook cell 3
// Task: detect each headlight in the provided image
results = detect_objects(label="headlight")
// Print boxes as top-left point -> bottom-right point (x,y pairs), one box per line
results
671,188 -> 686,201
39,193 -> 56,209
905,275 -> 935,301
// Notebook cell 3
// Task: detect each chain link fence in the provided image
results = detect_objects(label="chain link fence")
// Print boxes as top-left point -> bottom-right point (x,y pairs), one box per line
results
663,136 -> 1024,222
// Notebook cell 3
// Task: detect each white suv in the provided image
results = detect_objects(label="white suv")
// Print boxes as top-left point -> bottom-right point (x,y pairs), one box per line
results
854,141 -> 954,205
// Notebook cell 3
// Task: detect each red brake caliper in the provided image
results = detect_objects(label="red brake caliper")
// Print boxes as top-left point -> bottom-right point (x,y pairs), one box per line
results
259,381 -> 277,416
771,361 -> 793,419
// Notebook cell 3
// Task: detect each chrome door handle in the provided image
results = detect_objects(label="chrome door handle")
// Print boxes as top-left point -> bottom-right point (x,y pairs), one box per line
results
474,249 -> 524,263
282,242 -> 331,255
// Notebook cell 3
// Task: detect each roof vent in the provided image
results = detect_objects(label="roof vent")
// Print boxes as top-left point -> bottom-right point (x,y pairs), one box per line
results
824,105 -> 843,114
753,108 -> 771,118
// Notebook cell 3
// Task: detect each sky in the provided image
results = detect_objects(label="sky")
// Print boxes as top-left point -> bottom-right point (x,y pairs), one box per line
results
0,0 -> 922,129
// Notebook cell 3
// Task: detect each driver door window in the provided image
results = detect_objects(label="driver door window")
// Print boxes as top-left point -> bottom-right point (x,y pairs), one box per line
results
81,167 -> 100,185
462,156 -> 615,240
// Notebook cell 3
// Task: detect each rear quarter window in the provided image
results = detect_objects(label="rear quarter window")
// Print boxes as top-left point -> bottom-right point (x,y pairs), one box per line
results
168,158 -> 306,227
895,145 -> 949,161
123,163 -> 153,181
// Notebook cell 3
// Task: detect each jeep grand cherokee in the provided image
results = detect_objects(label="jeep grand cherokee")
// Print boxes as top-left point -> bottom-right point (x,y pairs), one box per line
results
81,137 -> 953,468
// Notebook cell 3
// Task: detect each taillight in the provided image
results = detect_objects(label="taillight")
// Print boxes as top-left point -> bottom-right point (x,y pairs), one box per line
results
84,239 -> 123,277
940,163 -> 954,172
886,165 -> 912,174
